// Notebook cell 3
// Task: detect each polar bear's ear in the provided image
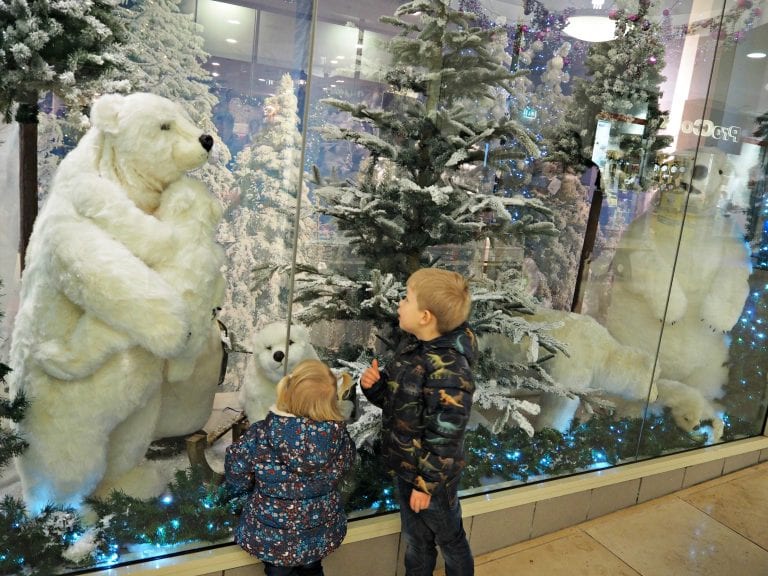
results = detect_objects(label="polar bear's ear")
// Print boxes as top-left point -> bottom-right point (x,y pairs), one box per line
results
89,93 -> 125,134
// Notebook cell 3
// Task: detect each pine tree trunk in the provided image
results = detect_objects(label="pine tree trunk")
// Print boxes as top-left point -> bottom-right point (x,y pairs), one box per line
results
17,101 -> 39,272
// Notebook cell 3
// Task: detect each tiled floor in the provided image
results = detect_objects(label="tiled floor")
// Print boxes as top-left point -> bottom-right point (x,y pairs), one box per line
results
437,461 -> 768,576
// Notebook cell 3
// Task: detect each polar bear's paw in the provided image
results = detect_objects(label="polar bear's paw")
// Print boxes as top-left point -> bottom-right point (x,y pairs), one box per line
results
34,340 -> 100,380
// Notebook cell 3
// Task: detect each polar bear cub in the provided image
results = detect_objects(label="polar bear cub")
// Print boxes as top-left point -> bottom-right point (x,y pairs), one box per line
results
240,322 -> 320,422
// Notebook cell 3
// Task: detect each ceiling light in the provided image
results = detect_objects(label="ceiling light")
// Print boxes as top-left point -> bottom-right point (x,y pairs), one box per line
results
563,16 -> 616,42
592,0 -> 604,7
225,38 -> 237,44
747,51 -> 767,59
226,19 -> 240,25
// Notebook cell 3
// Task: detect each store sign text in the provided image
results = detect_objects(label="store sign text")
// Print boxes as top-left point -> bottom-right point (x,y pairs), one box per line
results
680,119 -> 741,143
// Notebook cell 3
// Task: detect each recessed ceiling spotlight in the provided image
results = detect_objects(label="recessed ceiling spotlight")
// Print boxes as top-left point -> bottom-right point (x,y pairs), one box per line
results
225,38 -> 237,44
330,59 -> 338,64
227,19 -> 240,25
336,56 -> 345,60
747,51 -> 767,59
211,61 -> 220,66
212,72 -> 220,77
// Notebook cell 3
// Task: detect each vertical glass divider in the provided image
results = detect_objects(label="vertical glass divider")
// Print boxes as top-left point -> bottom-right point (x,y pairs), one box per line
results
284,0 -> 319,357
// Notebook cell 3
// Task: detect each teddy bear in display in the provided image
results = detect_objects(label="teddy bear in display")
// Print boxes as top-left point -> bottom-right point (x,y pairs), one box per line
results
240,321 -> 319,422
8,92 -> 225,513
480,308 -> 658,433
602,147 -> 750,435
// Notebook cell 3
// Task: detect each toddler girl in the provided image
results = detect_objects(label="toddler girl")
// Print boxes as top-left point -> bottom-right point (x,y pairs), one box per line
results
225,359 -> 356,576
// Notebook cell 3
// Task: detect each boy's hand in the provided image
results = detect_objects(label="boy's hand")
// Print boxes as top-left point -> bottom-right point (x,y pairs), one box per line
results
410,489 -> 431,513
360,359 -> 380,389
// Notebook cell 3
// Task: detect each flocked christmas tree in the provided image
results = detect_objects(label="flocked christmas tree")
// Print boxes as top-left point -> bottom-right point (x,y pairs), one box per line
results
548,0 -> 670,168
0,0 -> 127,266
506,36 -> 594,310
281,0 -> 613,442
34,0 -> 235,220
222,73 -> 317,383
460,1 -> 594,310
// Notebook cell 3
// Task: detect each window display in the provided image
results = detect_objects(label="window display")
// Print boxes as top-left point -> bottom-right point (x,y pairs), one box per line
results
0,0 -> 766,573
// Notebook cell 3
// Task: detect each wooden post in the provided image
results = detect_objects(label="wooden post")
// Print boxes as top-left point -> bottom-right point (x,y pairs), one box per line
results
186,433 -> 224,485
18,120 -> 38,271
571,164 -> 603,313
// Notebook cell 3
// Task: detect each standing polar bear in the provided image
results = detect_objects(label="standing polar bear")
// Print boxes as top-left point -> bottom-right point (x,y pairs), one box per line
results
603,148 -> 750,435
8,93 -> 225,513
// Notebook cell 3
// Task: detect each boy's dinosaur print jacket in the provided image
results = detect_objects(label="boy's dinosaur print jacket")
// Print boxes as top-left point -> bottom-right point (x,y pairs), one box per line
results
224,410 -> 355,566
363,323 -> 477,495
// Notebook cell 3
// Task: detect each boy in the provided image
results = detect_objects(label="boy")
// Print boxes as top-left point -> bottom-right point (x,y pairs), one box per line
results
361,268 -> 477,576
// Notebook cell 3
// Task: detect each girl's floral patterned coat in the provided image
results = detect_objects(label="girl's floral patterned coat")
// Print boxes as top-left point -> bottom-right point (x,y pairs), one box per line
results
225,410 -> 356,566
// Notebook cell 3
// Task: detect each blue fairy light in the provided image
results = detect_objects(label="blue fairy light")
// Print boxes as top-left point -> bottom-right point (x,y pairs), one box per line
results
505,450 -> 522,460
591,449 -> 607,462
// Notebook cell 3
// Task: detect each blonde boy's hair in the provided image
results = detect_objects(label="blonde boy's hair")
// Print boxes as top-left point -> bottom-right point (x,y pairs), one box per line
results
407,268 -> 471,334
276,359 -> 344,421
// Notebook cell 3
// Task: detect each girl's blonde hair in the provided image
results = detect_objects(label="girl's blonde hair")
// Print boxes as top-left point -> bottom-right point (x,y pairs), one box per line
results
275,359 -> 349,422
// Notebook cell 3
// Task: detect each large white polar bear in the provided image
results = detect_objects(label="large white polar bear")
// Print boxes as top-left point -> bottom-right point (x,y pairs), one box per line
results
8,93 -> 225,513
603,148 -> 751,431
481,308 -> 658,433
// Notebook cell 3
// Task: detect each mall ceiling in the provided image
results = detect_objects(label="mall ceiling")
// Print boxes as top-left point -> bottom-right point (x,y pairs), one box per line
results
200,0 -> 767,116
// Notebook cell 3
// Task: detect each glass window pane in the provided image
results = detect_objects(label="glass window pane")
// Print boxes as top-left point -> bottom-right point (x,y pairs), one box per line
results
1,0 -> 767,572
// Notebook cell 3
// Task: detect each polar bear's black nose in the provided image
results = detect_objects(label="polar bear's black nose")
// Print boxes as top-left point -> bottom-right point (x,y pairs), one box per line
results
199,134 -> 214,152
273,350 -> 285,363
